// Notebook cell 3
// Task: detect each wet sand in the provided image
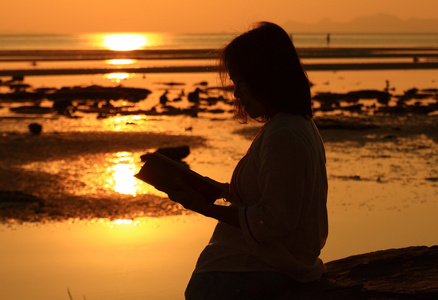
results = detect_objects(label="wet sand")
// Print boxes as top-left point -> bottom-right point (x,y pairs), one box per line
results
1,47 -> 438,61
1,67 -> 437,222
1,64 -> 437,299
1,47 -> 438,77
0,131 -> 208,222
2,62 -> 438,77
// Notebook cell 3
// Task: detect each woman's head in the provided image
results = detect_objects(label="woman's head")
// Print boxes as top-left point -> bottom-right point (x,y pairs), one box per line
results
219,22 -> 313,123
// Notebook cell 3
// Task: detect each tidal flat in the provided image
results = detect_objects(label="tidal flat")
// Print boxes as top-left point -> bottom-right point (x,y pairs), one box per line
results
1,69 -> 437,299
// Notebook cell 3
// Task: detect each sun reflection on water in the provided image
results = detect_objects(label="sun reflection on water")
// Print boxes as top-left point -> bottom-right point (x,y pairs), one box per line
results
114,219 -> 135,225
109,219 -> 140,229
103,151 -> 164,198
111,115 -> 143,131
105,151 -> 140,195
105,60 -> 135,83
107,59 -> 135,65
105,72 -> 130,83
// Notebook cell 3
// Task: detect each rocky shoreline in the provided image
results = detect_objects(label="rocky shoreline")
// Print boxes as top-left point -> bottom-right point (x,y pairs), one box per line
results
290,246 -> 438,299
1,77 -> 437,118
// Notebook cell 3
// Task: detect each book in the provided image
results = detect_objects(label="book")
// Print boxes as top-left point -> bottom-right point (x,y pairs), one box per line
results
134,152 -> 223,204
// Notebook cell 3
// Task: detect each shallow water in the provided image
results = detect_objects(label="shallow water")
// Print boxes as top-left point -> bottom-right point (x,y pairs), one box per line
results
0,216 -> 217,300
1,70 -> 437,299
1,199 -> 436,299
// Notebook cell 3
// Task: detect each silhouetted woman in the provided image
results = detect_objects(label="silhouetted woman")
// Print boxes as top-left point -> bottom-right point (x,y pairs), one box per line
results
160,22 -> 328,299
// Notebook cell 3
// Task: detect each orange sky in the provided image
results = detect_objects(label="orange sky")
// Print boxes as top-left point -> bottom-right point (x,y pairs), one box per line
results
2,0 -> 438,33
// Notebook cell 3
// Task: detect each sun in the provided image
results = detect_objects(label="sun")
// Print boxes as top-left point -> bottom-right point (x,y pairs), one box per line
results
103,33 -> 149,51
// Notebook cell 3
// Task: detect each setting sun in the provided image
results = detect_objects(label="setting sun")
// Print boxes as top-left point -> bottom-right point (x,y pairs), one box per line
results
103,33 -> 149,51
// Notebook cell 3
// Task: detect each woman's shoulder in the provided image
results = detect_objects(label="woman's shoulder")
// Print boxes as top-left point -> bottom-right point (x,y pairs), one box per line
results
257,113 -> 321,151
264,113 -> 312,134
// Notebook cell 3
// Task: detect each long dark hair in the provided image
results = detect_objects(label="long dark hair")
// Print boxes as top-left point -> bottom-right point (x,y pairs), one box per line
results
219,22 -> 313,123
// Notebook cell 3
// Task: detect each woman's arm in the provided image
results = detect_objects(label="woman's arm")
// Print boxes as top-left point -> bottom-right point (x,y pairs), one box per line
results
202,177 -> 230,199
157,180 -> 240,228
198,201 -> 240,228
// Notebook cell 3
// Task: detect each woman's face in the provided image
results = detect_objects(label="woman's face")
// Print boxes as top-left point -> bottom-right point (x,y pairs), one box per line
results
231,76 -> 267,119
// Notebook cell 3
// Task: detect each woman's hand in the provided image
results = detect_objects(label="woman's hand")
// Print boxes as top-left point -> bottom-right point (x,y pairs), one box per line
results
155,178 -> 212,214
202,177 -> 230,200
156,178 -> 240,228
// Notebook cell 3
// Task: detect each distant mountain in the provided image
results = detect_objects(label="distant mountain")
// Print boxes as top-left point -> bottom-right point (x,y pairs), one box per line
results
283,14 -> 438,33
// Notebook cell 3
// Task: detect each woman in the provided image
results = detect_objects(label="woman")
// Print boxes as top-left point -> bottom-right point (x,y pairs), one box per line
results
160,22 -> 328,299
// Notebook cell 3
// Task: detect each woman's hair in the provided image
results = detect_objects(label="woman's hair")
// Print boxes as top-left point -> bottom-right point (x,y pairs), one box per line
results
219,22 -> 313,123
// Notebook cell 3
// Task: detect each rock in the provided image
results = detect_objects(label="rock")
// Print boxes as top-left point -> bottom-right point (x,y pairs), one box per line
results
396,88 -> 436,102
46,85 -> 152,103
159,90 -> 169,105
28,123 -> 42,135
156,145 -> 190,160
377,104 -> 437,115
188,88 -> 202,103
202,96 -> 226,105
313,90 -> 392,109
52,99 -> 72,110
425,177 -> 438,182
0,191 -> 44,209
284,246 -> 438,299
158,106 -> 198,117
208,108 -> 226,114
195,81 -> 208,86
158,81 -> 185,87
12,74 -> 24,81
314,117 -> 379,130
11,106 -> 52,114
141,146 -> 190,162
8,83 -> 31,91
346,90 -> 391,105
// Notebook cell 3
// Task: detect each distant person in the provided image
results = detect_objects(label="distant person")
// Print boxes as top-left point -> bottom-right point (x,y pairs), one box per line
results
158,22 -> 328,299
326,33 -> 331,45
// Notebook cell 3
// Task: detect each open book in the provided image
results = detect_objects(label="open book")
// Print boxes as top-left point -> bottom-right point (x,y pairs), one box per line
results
134,152 -> 223,204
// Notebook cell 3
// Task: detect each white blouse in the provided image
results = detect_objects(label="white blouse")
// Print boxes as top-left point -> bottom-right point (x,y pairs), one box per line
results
193,112 -> 328,282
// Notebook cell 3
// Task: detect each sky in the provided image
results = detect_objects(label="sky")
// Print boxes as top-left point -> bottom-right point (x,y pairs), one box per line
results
2,0 -> 438,34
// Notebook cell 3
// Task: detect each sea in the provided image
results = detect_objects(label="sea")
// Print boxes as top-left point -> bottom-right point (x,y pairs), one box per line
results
1,32 -> 438,50
0,32 -> 437,300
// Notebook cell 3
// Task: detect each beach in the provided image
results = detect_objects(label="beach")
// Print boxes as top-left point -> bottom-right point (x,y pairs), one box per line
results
1,47 -> 438,77
1,44 -> 437,299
